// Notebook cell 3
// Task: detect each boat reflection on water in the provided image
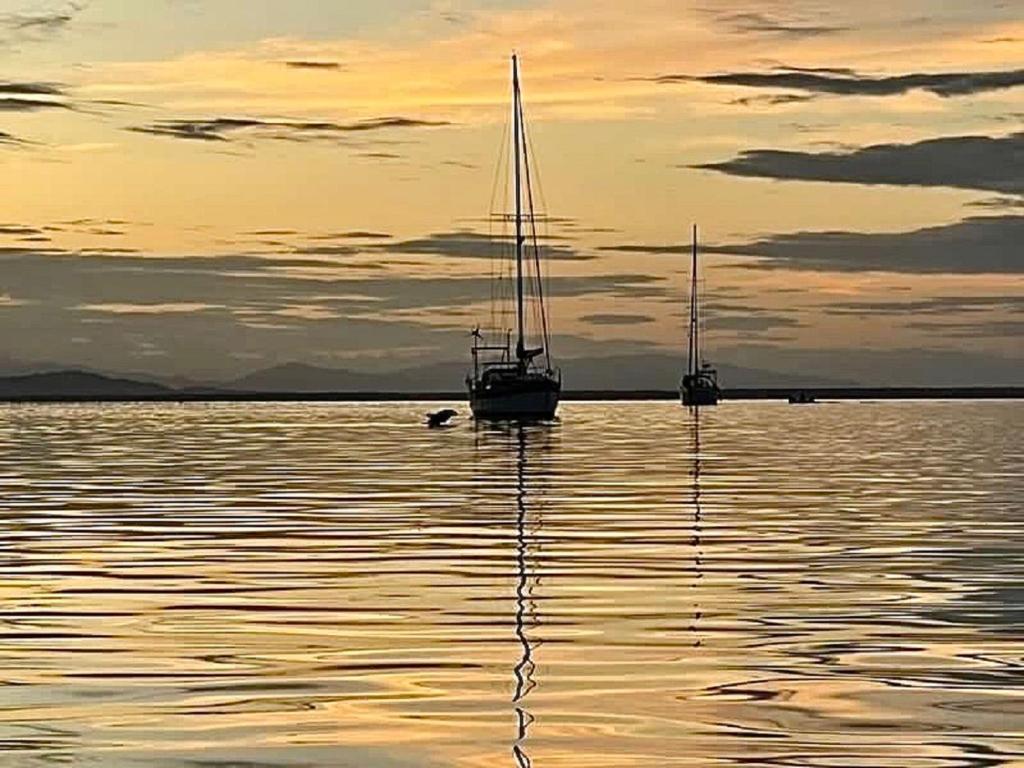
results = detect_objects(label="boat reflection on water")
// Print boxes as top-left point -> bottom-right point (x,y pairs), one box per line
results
512,425 -> 540,768
476,421 -> 546,768
483,415 -> 705,766
688,408 -> 703,648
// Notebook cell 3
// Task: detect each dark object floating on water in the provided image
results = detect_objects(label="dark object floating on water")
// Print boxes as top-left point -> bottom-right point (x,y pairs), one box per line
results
789,391 -> 816,404
427,408 -> 458,427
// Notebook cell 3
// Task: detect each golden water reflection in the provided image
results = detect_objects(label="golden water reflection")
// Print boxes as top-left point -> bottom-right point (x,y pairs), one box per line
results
0,401 -> 1022,767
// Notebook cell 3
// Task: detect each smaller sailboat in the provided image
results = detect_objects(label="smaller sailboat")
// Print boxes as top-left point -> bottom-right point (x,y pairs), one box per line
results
681,225 -> 721,407
467,55 -> 560,420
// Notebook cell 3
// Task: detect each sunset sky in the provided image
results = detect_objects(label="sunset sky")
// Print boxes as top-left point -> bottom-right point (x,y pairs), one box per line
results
0,0 -> 1021,384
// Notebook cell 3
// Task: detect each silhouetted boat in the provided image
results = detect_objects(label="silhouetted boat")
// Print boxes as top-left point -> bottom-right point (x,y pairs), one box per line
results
681,225 -> 720,407
467,55 -> 560,420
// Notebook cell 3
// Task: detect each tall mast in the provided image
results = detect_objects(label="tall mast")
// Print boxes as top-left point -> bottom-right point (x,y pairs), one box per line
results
688,224 -> 699,378
512,54 -> 525,362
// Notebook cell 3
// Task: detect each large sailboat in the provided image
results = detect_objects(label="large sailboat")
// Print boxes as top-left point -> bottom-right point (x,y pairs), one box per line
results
467,55 -> 561,420
681,225 -> 721,406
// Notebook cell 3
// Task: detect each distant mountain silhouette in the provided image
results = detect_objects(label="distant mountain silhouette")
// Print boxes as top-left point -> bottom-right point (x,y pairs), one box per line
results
0,362 -> 1017,400
0,357 -> 841,399
230,362 -> 388,392
229,354 -> 848,392
0,370 -> 172,398
2,346 -> 1017,399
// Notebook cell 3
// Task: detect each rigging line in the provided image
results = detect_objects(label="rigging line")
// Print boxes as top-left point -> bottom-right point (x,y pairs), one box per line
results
489,110 -> 510,335
521,108 -> 552,367
699,276 -> 705,364
698,272 -> 708,363
501,131 -> 513,336
517,90 -> 553,369
524,126 -> 551,324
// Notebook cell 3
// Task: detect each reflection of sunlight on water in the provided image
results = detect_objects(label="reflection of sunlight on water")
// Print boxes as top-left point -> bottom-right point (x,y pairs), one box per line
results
0,401 -> 1021,767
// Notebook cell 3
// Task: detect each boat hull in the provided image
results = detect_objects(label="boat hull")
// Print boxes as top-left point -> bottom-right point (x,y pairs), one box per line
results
681,372 -> 720,407
681,387 -> 719,406
468,378 -> 560,420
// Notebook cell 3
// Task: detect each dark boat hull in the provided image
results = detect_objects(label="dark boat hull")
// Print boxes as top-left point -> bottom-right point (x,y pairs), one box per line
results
681,386 -> 719,406
468,376 -> 560,420
681,372 -> 720,406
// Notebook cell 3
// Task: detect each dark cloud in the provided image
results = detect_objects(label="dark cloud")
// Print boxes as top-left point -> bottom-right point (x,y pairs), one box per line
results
0,252 -> 526,314
705,313 -> 801,332
437,10 -> 468,25
0,130 -> 27,146
823,296 -> 1024,316
685,67 -> 1024,98
787,121 -> 839,134
580,313 -> 653,325
127,116 -> 450,143
373,231 -> 590,261
0,96 -> 71,111
730,93 -> 816,107
0,225 -> 44,236
282,61 -> 342,70
0,81 -> 126,115
598,243 -> 690,255
772,66 -> 859,76
0,81 -> 64,95
343,117 -> 450,132
704,215 -> 1024,274
88,98 -> 146,109
293,245 -> 361,256
126,118 -> 265,142
905,320 -> 1024,338
310,231 -> 392,240
693,132 -> 1024,195
690,299 -> 804,335
605,217 -> 1024,274
0,1 -> 87,40
967,195 -> 1024,210
0,247 -> 664,377
712,11 -> 847,37
0,80 -> 71,112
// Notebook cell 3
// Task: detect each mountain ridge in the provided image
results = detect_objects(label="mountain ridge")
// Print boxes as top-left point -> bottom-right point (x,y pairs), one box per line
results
227,354 -> 851,392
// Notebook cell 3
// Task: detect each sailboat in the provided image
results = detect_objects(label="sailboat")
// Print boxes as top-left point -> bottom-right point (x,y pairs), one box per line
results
680,225 -> 721,406
467,55 -> 561,420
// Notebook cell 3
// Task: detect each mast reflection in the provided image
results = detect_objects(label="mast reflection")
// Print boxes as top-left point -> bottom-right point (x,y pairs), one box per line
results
690,409 -> 703,647
512,425 -> 540,768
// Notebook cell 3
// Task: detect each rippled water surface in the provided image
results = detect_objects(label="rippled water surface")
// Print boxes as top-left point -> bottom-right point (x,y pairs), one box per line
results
1,401 -> 1022,767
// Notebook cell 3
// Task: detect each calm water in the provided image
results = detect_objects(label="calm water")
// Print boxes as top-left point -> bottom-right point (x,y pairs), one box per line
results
0,401 -> 1022,767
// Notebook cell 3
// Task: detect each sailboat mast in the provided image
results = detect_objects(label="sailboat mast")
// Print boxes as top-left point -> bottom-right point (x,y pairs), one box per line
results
688,224 -> 699,378
512,54 -> 525,361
